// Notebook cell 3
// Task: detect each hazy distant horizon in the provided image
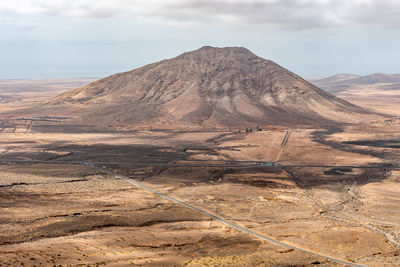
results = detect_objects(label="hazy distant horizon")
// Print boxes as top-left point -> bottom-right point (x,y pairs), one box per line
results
1,1 -> 400,79
0,60 -> 398,81
1,44 -> 399,80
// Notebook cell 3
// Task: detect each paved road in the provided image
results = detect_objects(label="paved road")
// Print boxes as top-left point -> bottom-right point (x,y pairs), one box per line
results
0,158 -> 390,169
0,157 -> 369,266
90,164 -> 366,267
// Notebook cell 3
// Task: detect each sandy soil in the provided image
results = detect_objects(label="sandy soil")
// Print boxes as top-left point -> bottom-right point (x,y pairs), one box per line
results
0,119 -> 399,266
0,79 -> 95,117
0,82 -> 399,266
336,84 -> 400,117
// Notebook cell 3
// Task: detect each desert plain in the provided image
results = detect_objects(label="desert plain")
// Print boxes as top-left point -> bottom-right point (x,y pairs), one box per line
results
0,78 -> 399,267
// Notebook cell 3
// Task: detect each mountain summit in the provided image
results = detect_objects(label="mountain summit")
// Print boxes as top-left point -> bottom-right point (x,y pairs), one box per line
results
50,46 -> 373,128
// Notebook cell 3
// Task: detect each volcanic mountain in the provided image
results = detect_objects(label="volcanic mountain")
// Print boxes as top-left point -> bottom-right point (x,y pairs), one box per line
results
48,46 -> 376,128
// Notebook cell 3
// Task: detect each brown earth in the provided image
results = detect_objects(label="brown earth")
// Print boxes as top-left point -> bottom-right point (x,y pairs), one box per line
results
310,73 -> 400,116
0,115 -> 399,266
0,54 -> 399,266
0,79 -> 96,120
5,46 -> 382,130
0,78 -> 95,104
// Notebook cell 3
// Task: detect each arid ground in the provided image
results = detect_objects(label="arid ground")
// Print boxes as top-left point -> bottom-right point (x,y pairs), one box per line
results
310,73 -> 400,117
330,84 -> 400,117
0,80 -> 399,266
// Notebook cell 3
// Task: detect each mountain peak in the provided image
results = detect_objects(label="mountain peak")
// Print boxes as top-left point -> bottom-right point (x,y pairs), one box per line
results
196,46 -> 252,53
48,46 -> 374,128
178,46 -> 258,60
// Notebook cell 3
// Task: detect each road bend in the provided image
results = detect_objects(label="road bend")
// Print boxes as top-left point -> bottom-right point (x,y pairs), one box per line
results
89,163 -> 366,267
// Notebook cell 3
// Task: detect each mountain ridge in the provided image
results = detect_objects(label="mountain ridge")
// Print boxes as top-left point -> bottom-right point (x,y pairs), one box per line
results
46,46 -> 378,128
310,72 -> 400,94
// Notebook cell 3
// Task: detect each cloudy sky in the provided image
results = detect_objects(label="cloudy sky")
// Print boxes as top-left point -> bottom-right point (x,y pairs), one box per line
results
1,0 -> 400,79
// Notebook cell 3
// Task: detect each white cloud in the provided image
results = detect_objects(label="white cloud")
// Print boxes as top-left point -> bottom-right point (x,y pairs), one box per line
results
1,0 -> 400,30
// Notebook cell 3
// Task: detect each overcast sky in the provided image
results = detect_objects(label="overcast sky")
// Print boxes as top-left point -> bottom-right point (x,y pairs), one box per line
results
1,0 -> 400,79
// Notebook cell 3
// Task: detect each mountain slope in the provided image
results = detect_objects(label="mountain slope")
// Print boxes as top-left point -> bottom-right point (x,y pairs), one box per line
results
311,73 -> 400,94
309,73 -> 400,117
349,73 -> 400,85
48,46 -> 376,128
310,73 -> 361,84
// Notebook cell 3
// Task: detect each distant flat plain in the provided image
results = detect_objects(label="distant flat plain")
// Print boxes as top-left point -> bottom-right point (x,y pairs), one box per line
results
0,78 -> 96,111
0,78 -> 399,266
310,74 -> 400,117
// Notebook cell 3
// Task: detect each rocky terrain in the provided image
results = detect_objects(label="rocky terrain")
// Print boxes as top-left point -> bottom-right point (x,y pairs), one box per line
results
0,121 -> 399,266
0,48 -> 399,266
36,46 -> 378,129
